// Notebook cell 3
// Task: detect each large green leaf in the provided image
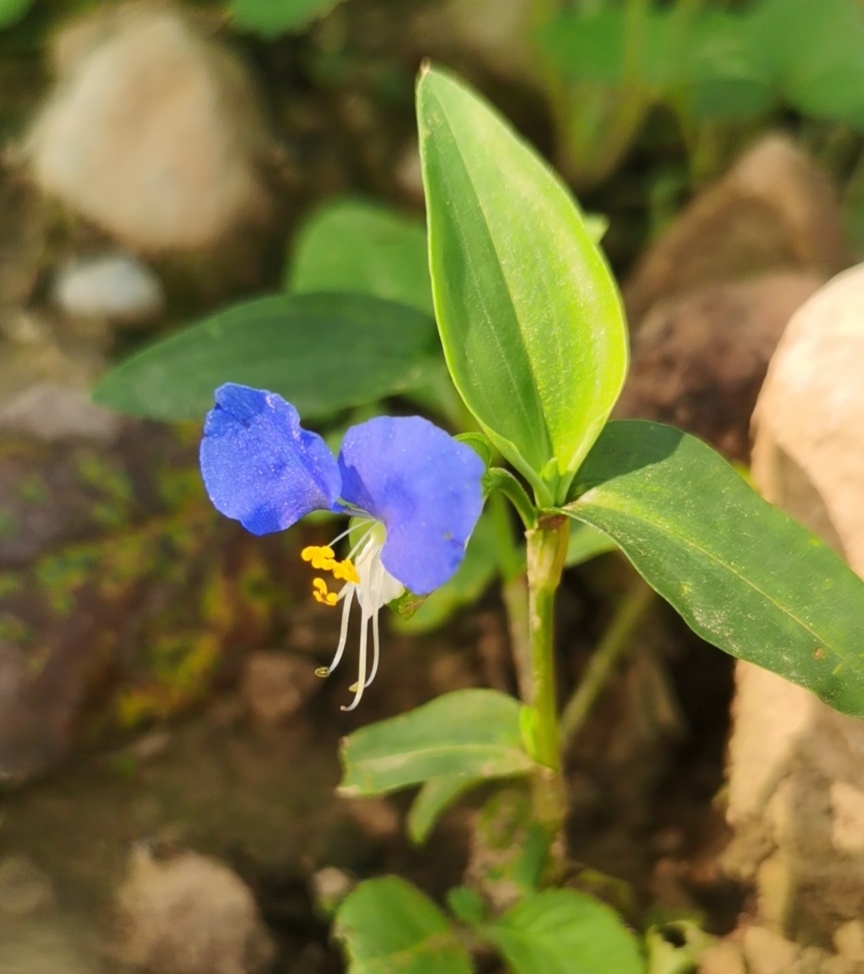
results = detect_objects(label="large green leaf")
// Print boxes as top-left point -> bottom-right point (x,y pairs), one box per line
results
92,292 -> 437,422
339,688 -> 534,797
417,67 -> 628,502
561,421 -> 864,718
483,889 -> 644,974
335,877 -> 472,974
287,197 -> 433,315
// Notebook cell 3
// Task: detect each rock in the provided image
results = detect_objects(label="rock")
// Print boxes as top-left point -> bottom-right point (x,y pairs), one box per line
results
624,136 -> 848,326
311,866 -> 355,915
26,4 -> 272,251
53,253 -> 165,324
614,272 -> 822,461
0,380 -> 122,442
834,921 -> 864,962
698,940 -> 746,974
0,917 -> 105,974
725,264 -> 864,952
0,854 -> 55,917
752,263 -> 864,571
112,845 -> 274,974
742,926 -> 801,974
410,0 -> 536,87
240,651 -> 319,726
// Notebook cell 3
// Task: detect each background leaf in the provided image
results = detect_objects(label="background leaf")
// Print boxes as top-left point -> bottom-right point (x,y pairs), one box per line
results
335,877 -> 472,974
339,688 -> 534,796
230,0 -> 343,36
562,421 -> 864,718
287,197 -> 434,315
565,522 -> 618,568
0,0 -> 31,29
752,0 -> 864,126
408,776 -> 478,845
483,889 -> 644,974
92,292 -> 437,422
418,67 -> 628,499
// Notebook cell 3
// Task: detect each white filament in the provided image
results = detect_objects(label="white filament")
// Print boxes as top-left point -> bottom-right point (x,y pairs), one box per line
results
322,523 -> 404,711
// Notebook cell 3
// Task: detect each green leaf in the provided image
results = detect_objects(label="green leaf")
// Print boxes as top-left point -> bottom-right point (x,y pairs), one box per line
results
417,66 -> 628,502
752,0 -> 864,127
287,197 -> 434,315
338,688 -> 535,797
473,788 -> 549,898
645,920 -> 714,974
446,886 -> 487,926
535,8 -> 673,89
230,0 -> 343,36
335,877 -> 472,974
395,506 -> 499,634
408,775 -> 478,845
92,292 -> 437,422
562,421 -> 864,718
0,0 -> 31,29
676,10 -> 774,121
483,889 -> 644,974
455,432 -> 495,470
565,521 -> 617,568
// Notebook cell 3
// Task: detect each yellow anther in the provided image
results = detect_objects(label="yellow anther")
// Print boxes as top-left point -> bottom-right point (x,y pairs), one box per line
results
331,558 -> 360,585
301,545 -> 337,570
312,577 -> 338,606
315,666 -> 331,678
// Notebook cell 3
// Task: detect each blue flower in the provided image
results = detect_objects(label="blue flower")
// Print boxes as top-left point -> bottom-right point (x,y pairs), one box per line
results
200,383 -> 485,709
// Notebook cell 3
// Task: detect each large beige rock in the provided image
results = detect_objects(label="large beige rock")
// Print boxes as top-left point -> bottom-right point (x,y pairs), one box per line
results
725,264 -> 864,961
26,4 -> 271,251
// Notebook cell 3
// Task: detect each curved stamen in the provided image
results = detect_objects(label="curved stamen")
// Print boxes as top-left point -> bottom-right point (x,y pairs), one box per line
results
326,585 -> 355,674
366,605 -> 381,688
342,603 -> 370,712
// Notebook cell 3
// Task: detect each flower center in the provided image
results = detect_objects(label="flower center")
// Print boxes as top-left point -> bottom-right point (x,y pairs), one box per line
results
301,521 -> 404,710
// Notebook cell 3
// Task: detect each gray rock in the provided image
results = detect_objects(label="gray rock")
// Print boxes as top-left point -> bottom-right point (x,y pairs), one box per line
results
111,845 -> 274,974
26,4 -> 272,251
53,253 -> 165,323
0,338 -> 121,443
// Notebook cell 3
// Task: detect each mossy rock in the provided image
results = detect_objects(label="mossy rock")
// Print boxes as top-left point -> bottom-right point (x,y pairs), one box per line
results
0,421 -> 297,785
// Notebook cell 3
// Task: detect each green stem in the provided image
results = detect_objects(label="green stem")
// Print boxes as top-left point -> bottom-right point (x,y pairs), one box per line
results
486,491 -> 533,701
503,571 -> 531,702
525,514 -> 570,842
559,578 -> 655,747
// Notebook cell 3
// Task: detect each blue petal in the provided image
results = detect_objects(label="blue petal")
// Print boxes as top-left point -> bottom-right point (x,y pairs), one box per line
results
338,417 -> 485,594
200,384 -> 340,535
